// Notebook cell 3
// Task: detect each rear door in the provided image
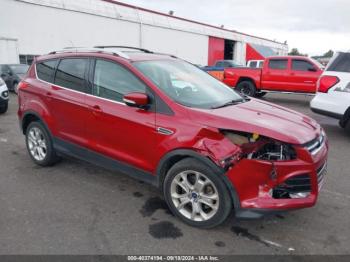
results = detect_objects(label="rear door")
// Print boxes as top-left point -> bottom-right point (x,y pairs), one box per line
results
48,58 -> 90,147
261,58 -> 289,91
289,59 -> 321,93
85,58 -> 157,172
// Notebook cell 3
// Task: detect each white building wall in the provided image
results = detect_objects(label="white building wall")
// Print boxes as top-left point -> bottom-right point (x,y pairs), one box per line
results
0,0 -> 288,65
0,37 -> 19,64
142,25 -> 208,65
0,0 -> 140,55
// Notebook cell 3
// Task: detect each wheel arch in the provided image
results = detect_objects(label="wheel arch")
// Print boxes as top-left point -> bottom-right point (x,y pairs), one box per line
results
21,111 -> 51,136
156,149 -> 241,210
339,106 -> 350,128
237,77 -> 257,87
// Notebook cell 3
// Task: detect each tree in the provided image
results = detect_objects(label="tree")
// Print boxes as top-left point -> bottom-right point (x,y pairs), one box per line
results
323,50 -> 334,58
288,48 -> 307,56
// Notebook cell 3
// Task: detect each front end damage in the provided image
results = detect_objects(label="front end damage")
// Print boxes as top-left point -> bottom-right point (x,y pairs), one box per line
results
195,128 -> 328,218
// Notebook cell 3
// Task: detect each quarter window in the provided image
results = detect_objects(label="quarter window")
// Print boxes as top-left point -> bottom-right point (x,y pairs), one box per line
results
269,59 -> 288,70
292,60 -> 315,71
55,58 -> 88,92
250,61 -> 257,68
93,59 -> 146,103
36,60 -> 57,83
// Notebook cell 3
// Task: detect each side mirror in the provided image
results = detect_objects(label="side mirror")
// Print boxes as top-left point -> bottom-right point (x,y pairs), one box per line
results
123,92 -> 149,109
308,67 -> 317,72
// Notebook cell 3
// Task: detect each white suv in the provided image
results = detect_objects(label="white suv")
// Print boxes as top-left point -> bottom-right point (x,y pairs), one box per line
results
0,77 -> 9,114
311,52 -> 350,132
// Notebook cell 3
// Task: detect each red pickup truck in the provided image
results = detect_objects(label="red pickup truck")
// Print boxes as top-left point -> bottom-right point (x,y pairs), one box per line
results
223,56 -> 324,97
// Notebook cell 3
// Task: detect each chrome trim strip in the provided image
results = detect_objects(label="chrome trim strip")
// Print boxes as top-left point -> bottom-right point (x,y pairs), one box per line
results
306,134 -> 325,156
157,127 -> 174,135
261,90 -> 315,96
123,98 -> 136,104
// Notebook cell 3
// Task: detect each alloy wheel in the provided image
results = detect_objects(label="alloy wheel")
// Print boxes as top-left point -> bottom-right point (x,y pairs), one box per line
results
27,127 -> 47,161
170,170 -> 219,221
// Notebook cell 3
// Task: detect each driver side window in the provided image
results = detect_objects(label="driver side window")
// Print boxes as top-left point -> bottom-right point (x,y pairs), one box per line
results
93,59 -> 146,103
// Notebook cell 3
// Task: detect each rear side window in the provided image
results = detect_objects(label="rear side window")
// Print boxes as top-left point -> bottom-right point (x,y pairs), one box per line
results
327,53 -> 350,73
292,59 -> 315,71
55,58 -> 88,92
36,60 -> 57,83
93,59 -> 146,103
269,59 -> 288,70
216,61 -> 224,67
250,61 -> 257,68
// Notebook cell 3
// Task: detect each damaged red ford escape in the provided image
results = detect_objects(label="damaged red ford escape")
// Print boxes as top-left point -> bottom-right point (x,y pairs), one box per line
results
17,47 -> 328,228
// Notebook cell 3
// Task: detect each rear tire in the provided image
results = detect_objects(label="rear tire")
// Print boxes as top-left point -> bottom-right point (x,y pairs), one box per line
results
163,158 -> 232,228
236,81 -> 256,97
25,121 -> 60,166
0,102 -> 8,114
345,118 -> 350,135
255,92 -> 267,98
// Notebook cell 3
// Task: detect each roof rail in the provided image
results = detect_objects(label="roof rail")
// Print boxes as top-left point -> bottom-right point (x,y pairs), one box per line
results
48,47 -> 130,59
94,46 -> 153,54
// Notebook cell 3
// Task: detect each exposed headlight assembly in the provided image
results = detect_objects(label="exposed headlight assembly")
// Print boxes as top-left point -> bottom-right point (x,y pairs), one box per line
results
250,142 -> 296,161
221,129 -> 297,161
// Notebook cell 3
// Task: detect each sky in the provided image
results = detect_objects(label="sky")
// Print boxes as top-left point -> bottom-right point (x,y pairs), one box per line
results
117,0 -> 350,56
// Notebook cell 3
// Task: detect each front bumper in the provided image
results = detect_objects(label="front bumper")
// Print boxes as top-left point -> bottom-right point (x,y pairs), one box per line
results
226,135 -> 328,218
0,84 -> 9,102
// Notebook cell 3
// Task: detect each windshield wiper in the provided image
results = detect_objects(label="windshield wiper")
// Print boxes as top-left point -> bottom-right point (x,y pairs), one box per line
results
211,99 -> 245,109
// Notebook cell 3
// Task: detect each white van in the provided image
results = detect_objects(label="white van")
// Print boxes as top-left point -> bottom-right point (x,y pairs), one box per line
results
310,52 -> 350,132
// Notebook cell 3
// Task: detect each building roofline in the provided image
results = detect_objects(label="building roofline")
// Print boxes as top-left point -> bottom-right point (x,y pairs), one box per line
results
102,0 -> 286,46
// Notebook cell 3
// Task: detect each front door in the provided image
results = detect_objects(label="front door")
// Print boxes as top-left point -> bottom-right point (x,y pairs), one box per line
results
288,59 -> 321,93
85,59 -> 157,173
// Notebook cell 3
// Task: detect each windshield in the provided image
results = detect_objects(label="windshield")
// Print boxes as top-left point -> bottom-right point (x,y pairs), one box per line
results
133,60 -> 244,109
10,64 -> 29,74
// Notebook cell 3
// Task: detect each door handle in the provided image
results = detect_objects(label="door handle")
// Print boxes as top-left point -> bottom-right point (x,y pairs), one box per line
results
90,105 -> 103,115
91,105 -> 102,111
46,91 -> 53,101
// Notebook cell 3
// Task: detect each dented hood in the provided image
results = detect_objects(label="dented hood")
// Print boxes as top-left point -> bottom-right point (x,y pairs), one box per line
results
188,99 -> 320,145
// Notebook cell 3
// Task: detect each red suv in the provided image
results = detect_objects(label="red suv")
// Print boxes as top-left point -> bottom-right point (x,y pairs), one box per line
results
17,46 -> 328,228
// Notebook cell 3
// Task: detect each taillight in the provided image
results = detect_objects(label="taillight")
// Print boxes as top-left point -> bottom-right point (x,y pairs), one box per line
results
18,81 -> 29,90
317,76 -> 339,93
224,70 -> 234,79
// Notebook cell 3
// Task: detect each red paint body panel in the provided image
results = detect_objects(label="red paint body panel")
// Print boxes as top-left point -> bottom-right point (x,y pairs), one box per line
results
246,43 -> 265,61
18,51 -> 328,217
224,56 -> 323,94
208,37 -> 225,66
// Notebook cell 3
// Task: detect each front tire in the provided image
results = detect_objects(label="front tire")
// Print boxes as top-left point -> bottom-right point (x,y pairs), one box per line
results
13,82 -> 19,94
25,121 -> 59,166
0,102 -> 8,114
163,158 -> 232,228
236,80 -> 256,97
